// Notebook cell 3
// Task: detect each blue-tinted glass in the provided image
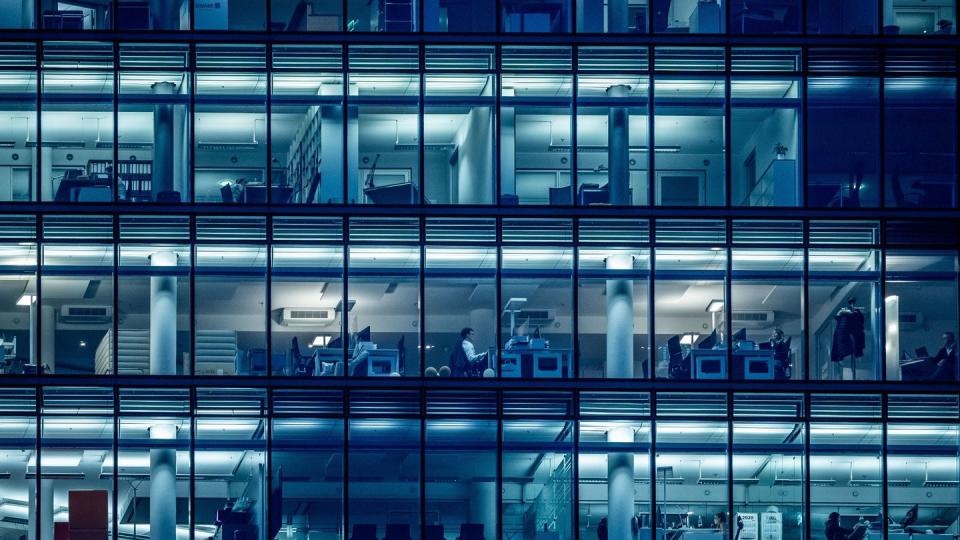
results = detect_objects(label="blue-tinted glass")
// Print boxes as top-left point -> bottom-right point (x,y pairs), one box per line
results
577,0 -> 648,32
654,0 -> 724,33
806,78 -> 880,208
886,0 -> 956,34
425,0 -> 495,31
272,0 -> 342,30
807,0 -> 877,34
730,0 -> 800,34
502,0 -> 572,32
348,0 -> 417,31
885,77 -> 957,208
0,0 -> 34,27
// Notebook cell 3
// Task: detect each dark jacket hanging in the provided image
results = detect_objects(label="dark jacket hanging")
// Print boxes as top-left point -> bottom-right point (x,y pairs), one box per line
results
831,307 -> 865,362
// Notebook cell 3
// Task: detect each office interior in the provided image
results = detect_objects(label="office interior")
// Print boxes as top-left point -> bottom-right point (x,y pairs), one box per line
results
0,390 -> 957,540
2,0 -> 957,33
0,216 -> 954,382
1,44 -> 957,210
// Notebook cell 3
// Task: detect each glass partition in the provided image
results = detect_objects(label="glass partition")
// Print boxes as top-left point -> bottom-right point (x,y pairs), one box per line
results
194,416 -> 267,540
194,245 -> 267,376
272,73 -> 344,205
347,246 -> 420,376
500,74 -> 573,205
500,247 -> 573,378
653,0 -> 724,33
426,418 -> 498,537
0,0 -> 33,27
653,78 -> 725,206
40,244 -> 115,375
348,74 -> 421,205
731,249 -> 803,380
272,0 -> 341,30
424,247 -> 496,377
501,0 -> 571,32
194,72 -> 267,204
809,423 -> 882,540
0,71 -> 36,201
732,423 -> 805,540
270,246 -> 344,376
424,0 -> 495,31
41,71 -> 115,202
887,0 -> 955,34
655,421 -> 729,536
578,421 -> 652,540
807,0 -> 876,34
808,249 -> 880,381
502,420 -> 574,540
730,0 -> 799,33
577,0 -> 647,32
117,244 -> 191,375
576,75 -> 650,206
271,416 -> 344,539
730,78 -> 800,207
0,244 -> 36,373
193,0 -> 266,30
654,248 -> 727,379
578,248 -> 650,378
424,74 -> 495,205
41,0 -> 110,28
806,78 -> 880,208
884,251 -> 959,382
347,0 -> 417,31
884,77 -> 957,208
348,418 -> 421,540
119,71 -> 191,203
0,414 -> 36,536
886,424 -> 960,536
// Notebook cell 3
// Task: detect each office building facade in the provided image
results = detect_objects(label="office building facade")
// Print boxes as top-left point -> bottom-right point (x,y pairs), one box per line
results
0,2 -> 959,540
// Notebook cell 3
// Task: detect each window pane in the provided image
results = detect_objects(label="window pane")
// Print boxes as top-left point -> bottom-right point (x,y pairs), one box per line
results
887,424 -> 959,534
347,246 -> 420,376
578,248 -> 650,378
807,78 -> 880,208
577,0 -> 648,32
656,422 -> 729,532
502,0 -> 571,32
425,0 -> 495,31
654,78 -> 725,206
733,423 -> 805,540
119,72 -> 191,203
42,0 -> 111,28
654,0 -> 724,33
807,0 -> 877,34
730,0 -> 800,34
810,423 -> 882,540
42,71 -> 115,203
194,0 -> 265,30
426,419 -> 497,536
0,71 -> 36,201
117,0 -> 187,29
888,0 -> 955,34
730,79 -> 799,207
885,78 -> 956,208
347,0 -> 417,31
0,244 -> 36,371
272,0 -> 341,30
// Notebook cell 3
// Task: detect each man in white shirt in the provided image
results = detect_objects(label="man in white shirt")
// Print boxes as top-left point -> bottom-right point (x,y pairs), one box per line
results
452,327 -> 487,377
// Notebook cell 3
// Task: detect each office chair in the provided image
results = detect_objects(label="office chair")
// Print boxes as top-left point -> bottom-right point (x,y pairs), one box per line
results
220,184 -> 235,203
900,504 -> 918,529
425,525 -> 446,540
458,523 -> 484,540
698,330 -> 718,350
385,524 -> 412,540
667,335 -> 691,379
351,524 -> 378,540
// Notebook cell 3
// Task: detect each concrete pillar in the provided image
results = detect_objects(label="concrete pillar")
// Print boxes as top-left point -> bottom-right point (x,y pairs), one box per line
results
39,148 -> 53,202
605,254 -> 634,379
320,106 -> 344,204
152,82 -> 176,200
347,105 -> 359,203
469,481 -> 497,538
39,478 -> 53,540
607,426 -> 635,540
883,0 -> 896,29
608,0 -> 628,33
606,85 -> 630,205
149,424 -> 177,540
29,297 -> 36,363
40,304 -> 55,372
150,250 -> 178,540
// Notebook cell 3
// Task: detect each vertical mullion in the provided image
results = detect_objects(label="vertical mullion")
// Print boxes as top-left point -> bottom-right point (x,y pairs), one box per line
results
649,219 -> 657,380
725,222 -> 733,381
800,49 -> 808,209
419,388 -> 427,540
266,45 -> 273,205
802,222 -> 810,380
343,218 -> 350,375
649,49 -> 656,207
649,392 -> 658,540
572,218 -> 580,378
35,387 -> 43,540
189,216 -> 196,376
188,43 -> 196,203
727,392 -> 734,540
495,217 -> 502,378
342,45 -> 349,204
879,49 -> 887,209
266,214 -> 273,376
418,218 -> 426,376
111,386 -> 119,540
189,386 -> 197,540
803,394 -> 812,540
879,226 -> 887,382
113,43 -> 119,204
724,47 -> 732,209
496,389 -> 504,540
35,214 -> 42,374
418,45 -> 425,206
571,392 -> 580,540
343,390 -> 351,540
35,43 -> 42,206
112,216 -> 119,378
881,394 -> 890,540
571,46 -> 579,207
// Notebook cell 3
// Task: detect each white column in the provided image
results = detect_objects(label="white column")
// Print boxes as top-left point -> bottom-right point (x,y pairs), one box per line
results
500,97 -> 516,198
606,85 -> 630,206
150,251 -> 178,376
607,426 -> 635,540
885,295 -> 899,381
29,297 -> 36,363
469,480 -> 497,537
150,250 -> 178,540
606,254 -> 634,378
39,149 -> 53,202
40,478 -> 53,540
149,424 -> 177,540
27,479 -> 35,540
883,0 -> 896,30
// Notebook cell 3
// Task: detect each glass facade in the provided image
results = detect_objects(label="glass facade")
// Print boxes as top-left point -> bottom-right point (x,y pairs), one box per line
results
0,4 -> 958,540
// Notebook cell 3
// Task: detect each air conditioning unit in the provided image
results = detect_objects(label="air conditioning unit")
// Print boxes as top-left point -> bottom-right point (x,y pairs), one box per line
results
514,309 -> 555,325
731,310 -> 775,327
900,311 -> 925,330
280,308 -> 336,326
59,305 -> 113,325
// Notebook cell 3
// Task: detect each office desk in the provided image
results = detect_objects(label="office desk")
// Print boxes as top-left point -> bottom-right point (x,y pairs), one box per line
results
313,348 -> 345,376
691,349 -> 776,379
365,182 -> 418,204
244,184 -> 294,204
494,348 -> 571,378
54,177 -> 112,202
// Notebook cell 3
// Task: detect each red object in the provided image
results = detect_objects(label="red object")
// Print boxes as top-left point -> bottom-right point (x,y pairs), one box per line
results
68,490 -> 109,540
54,522 -> 69,540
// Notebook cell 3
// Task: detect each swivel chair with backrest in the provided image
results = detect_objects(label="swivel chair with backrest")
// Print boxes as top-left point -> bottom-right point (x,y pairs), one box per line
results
385,524 -> 412,540
351,525 -> 378,540
667,335 -> 691,379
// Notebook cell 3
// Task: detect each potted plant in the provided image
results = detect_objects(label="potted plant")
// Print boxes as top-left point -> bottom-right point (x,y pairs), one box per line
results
774,143 -> 788,159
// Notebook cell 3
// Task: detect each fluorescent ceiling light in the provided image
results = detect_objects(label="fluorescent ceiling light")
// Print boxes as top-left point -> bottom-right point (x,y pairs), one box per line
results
706,299 -> 724,313
311,335 -> 331,348
679,333 -> 699,346
16,294 -> 34,306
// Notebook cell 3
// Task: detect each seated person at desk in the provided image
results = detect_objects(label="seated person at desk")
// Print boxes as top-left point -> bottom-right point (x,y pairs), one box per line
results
450,327 -> 488,377
825,513 -> 868,540
929,331 -> 957,380
714,513 -> 726,536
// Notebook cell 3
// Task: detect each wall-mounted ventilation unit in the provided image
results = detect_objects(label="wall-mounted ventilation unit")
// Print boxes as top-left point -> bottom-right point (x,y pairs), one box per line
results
280,308 -> 336,326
